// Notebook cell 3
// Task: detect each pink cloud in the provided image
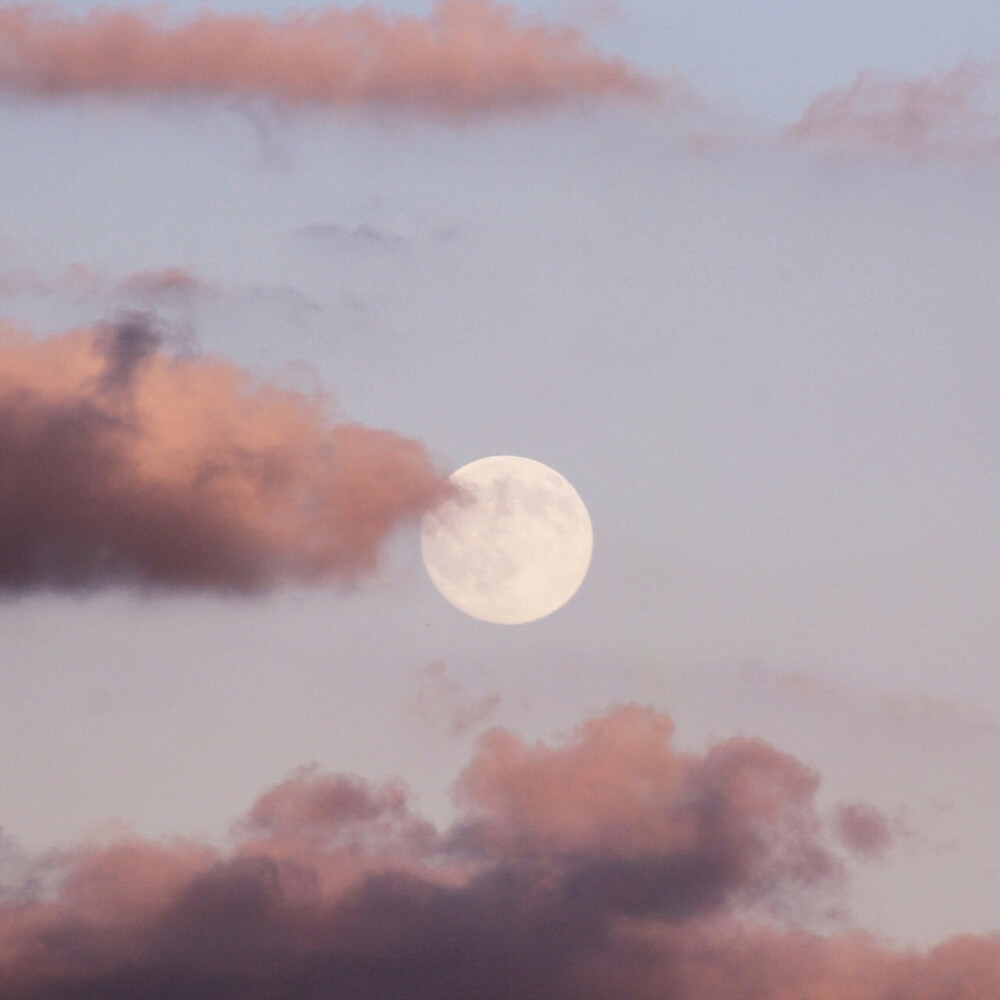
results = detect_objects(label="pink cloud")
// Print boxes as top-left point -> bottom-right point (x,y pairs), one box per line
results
0,317 -> 451,593
455,705 -> 837,899
0,1 -> 671,116
833,802 -> 896,860
0,704 -> 996,998
409,659 -> 502,737
0,264 -> 209,302
787,60 -> 1000,160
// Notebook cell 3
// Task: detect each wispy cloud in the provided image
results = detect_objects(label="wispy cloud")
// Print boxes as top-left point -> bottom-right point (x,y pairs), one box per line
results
0,263 -> 317,315
0,1 -> 676,116
743,663 -> 1000,741
0,317 -> 451,593
787,59 -> 1000,160
408,659 -> 502,737
0,264 -> 213,303
293,223 -> 409,251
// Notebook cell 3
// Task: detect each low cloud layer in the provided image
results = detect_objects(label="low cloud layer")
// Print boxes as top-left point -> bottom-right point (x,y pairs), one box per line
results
1,705 -> 995,999
787,60 -> 1000,159
0,1 -> 663,115
0,318 -> 450,593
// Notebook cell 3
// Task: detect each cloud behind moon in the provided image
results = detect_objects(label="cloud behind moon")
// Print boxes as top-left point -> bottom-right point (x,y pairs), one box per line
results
0,317 -> 452,593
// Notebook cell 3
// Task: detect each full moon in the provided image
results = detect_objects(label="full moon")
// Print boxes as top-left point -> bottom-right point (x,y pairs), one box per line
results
420,456 -> 593,625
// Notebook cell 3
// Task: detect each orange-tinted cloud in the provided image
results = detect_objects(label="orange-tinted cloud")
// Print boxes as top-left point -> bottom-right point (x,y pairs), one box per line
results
787,60 -> 1000,159
4,704 -> 988,1000
0,317 -> 451,593
0,1 -> 668,115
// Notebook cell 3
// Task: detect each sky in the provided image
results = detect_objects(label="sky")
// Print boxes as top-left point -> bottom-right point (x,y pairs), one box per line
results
0,1 -> 999,997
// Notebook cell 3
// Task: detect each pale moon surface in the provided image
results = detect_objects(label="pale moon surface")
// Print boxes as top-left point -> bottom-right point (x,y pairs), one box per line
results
421,456 -> 593,625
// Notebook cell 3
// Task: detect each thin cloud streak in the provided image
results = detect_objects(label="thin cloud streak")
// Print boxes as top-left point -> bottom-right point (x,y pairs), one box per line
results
0,705 -> 995,999
0,263 -> 318,313
0,265 -> 213,303
293,222 -> 409,250
742,663 -> 1000,741
0,1 -> 670,116
0,317 -> 451,593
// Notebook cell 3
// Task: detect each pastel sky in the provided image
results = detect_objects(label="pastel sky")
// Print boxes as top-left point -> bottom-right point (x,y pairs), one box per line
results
1,2 -> 999,997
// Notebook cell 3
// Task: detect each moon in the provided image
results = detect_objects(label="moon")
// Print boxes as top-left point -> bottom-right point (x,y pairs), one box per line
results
420,456 -> 593,625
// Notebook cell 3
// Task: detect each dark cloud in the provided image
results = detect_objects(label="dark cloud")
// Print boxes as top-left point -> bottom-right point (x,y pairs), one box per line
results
4,705 -> 991,1000
96,315 -> 161,391
0,318 -> 451,593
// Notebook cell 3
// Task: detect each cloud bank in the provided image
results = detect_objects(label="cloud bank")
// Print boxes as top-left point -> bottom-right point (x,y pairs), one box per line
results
0,318 -> 450,593
0,0 -> 663,115
1,705 -> 995,999
787,60 -> 1000,160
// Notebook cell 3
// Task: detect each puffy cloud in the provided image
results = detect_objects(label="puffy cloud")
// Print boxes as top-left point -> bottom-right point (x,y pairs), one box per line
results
0,317 -> 451,593
453,706 -> 841,934
786,60 -> 1000,160
238,765 -> 437,857
0,1 -> 668,116
4,704 -> 991,1000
